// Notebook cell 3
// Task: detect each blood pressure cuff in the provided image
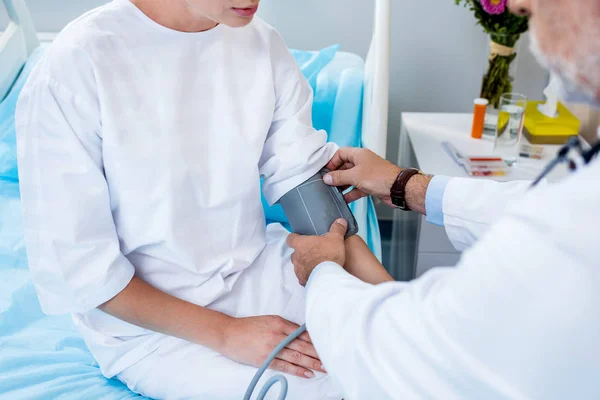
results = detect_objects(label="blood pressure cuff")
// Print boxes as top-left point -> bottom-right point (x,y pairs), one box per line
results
279,169 -> 358,239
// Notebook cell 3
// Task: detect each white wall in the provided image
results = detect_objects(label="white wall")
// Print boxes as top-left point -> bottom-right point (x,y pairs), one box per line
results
260,2 -> 546,135
259,0 -> 547,219
1,0 -> 547,151
0,0 -> 107,31
2,0 -> 548,218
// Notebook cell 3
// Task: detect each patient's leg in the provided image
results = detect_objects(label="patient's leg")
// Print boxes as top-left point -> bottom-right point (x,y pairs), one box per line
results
118,226 -> 343,400
118,335 -> 338,400
343,235 -> 394,285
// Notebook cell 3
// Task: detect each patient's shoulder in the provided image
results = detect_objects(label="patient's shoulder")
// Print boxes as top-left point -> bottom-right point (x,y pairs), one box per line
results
28,2 -> 129,93
29,37 -> 96,99
249,17 -> 289,48
48,2 -> 121,55
248,17 -> 298,67
250,17 -> 277,35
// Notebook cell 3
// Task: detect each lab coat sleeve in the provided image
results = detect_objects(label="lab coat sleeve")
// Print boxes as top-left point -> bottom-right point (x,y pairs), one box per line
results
306,262 -> 414,399
441,177 -> 533,251
259,31 -> 337,206
306,171 -> 598,399
16,72 -> 135,315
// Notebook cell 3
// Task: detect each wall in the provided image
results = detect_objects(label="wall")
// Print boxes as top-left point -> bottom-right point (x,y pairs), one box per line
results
0,0 -> 107,30
2,0 -> 548,216
260,0 -> 547,219
567,103 -> 600,143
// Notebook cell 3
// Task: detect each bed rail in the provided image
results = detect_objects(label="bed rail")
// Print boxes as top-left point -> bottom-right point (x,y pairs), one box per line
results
362,0 -> 390,159
0,0 -> 39,101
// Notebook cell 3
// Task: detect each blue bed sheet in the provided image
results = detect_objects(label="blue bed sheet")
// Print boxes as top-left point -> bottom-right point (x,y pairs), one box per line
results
0,277 -> 142,399
0,45 -> 141,399
0,44 -> 378,400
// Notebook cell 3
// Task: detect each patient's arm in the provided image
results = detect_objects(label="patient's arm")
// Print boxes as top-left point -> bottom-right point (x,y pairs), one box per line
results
100,277 -> 326,378
343,235 -> 394,284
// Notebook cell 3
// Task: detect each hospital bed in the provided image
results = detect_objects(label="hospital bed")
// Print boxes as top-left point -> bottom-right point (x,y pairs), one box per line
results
0,0 -> 390,398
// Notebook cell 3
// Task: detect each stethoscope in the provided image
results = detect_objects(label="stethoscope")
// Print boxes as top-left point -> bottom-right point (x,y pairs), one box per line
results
531,135 -> 600,188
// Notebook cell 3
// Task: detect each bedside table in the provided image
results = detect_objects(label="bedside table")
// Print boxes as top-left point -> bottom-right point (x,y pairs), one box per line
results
388,112 -> 571,281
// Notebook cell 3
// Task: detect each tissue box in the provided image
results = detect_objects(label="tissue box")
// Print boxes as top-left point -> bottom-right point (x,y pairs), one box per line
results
523,101 -> 581,145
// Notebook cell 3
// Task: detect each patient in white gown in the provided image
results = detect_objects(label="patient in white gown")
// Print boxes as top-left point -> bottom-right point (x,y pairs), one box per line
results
16,0 -> 391,398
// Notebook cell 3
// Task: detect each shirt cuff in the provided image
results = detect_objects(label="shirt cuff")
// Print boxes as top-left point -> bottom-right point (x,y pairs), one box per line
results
425,175 -> 452,227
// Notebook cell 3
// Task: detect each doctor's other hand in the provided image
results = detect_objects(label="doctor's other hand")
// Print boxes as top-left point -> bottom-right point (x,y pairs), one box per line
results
287,219 -> 348,286
222,315 -> 325,379
324,147 -> 401,205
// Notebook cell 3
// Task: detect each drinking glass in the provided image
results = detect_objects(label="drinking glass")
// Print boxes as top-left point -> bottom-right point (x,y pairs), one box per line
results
495,93 -> 527,166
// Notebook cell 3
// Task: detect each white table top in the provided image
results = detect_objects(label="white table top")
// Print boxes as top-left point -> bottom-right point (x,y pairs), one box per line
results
401,112 -> 571,183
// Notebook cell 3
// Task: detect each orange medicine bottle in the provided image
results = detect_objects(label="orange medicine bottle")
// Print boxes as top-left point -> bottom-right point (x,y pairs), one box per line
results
471,98 -> 489,139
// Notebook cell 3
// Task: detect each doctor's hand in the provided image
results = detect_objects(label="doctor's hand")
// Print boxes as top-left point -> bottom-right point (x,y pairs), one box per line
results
222,315 -> 326,379
287,219 -> 348,286
324,147 -> 432,212
324,147 -> 402,206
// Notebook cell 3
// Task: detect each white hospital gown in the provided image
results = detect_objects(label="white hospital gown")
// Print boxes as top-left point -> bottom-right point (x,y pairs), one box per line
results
16,0 -> 339,398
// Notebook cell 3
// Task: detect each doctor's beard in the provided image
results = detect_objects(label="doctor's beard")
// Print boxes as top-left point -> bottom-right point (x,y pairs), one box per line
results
529,29 -> 600,104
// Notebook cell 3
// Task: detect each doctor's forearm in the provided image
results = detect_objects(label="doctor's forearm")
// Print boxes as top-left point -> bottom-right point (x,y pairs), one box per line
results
99,276 -> 230,351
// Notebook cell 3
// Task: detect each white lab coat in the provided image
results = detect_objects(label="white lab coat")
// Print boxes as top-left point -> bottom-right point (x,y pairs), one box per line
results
306,159 -> 600,399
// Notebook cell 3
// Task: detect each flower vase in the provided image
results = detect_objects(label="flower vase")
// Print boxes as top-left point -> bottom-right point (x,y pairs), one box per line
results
481,33 -> 521,108
481,33 -> 521,137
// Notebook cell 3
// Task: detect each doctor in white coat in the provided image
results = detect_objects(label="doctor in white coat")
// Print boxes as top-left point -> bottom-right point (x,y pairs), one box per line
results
287,0 -> 600,398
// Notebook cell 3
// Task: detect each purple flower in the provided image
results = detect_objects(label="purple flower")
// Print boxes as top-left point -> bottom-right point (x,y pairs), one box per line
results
480,0 -> 507,15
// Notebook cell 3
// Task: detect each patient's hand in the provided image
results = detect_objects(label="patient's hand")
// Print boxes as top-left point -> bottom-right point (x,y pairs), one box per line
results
221,315 -> 325,378
343,235 -> 395,284
286,219 -> 348,286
